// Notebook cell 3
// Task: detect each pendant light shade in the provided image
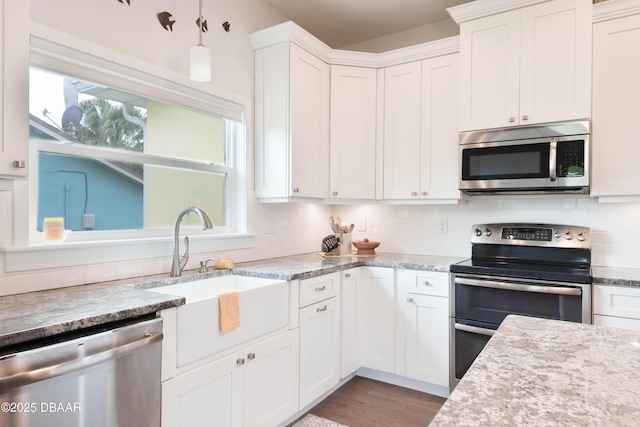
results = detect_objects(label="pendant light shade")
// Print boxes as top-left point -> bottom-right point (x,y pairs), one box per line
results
190,45 -> 211,82
190,0 -> 211,82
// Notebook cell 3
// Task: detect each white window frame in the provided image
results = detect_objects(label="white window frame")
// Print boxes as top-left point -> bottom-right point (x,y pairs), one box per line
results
6,24 -> 253,273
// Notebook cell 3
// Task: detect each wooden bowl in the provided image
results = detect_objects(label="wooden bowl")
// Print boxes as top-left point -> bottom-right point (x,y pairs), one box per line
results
352,240 -> 380,255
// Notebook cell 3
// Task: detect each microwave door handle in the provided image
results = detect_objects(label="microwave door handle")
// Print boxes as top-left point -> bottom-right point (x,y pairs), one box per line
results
549,137 -> 558,182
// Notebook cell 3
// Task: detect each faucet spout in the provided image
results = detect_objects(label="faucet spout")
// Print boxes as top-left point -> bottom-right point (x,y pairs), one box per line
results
171,206 -> 214,277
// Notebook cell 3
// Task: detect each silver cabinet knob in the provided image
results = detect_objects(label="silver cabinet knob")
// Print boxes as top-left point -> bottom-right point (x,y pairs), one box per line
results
236,358 -> 245,366
411,191 -> 418,196
344,273 -> 351,278
12,160 -> 26,168
522,115 -> 529,121
509,117 -> 516,123
247,352 -> 256,361
407,297 -> 414,303
421,191 -> 427,196
332,191 -> 338,196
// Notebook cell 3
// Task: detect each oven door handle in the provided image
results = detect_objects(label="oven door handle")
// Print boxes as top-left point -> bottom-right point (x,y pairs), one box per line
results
455,277 -> 582,296
455,323 -> 496,337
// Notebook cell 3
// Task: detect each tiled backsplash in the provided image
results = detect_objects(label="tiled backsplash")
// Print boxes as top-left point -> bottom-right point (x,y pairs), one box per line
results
1,193 -> 639,296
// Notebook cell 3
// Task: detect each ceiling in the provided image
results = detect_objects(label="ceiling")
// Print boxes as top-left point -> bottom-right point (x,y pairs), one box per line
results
262,0 -> 472,49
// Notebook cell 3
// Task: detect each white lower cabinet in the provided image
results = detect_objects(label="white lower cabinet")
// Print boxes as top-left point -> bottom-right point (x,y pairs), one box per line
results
299,292 -> 341,409
593,285 -> 640,332
397,270 -> 450,387
360,266 -> 396,373
341,268 -> 362,378
162,329 -> 299,427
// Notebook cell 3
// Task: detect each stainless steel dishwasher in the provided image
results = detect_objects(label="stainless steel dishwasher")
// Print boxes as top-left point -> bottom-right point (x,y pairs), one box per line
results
0,315 -> 163,427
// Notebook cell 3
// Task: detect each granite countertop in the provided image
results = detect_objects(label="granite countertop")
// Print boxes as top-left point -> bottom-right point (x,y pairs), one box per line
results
0,252 -> 465,348
430,315 -> 640,427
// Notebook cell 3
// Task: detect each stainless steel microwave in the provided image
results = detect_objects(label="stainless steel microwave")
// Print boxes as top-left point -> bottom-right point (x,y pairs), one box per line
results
459,121 -> 590,195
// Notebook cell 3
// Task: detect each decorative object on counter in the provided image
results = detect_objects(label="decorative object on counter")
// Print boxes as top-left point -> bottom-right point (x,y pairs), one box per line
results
42,217 -> 68,242
352,239 -> 380,255
328,216 -> 355,254
214,259 -> 235,270
217,290 -> 240,333
321,234 -> 340,255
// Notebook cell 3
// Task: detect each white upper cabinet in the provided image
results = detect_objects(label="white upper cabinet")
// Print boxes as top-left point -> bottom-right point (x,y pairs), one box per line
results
330,65 -> 377,200
254,42 -> 330,200
383,55 -> 460,201
383,61 -> 422,200
592,8 -> 640,198
458,0 -> 592,131
1,0 -> 30,177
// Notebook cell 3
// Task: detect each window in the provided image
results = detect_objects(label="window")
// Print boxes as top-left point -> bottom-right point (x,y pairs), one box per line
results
29,68 -> 239,241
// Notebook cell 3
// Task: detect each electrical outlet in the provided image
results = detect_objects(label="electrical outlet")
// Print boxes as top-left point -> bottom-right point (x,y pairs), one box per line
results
264,219 -> 275,234
438,218 -> 448,234
357,218 -> 366,232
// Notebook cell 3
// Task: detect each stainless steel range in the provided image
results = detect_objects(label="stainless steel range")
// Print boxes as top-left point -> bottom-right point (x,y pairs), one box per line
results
449,223 -> 592,389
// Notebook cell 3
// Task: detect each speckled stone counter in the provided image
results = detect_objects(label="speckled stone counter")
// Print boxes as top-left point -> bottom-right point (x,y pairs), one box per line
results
232,252 -> 466,280
592,265 -> 640,287
430,315 -> 640,427
0,252 -> 464,348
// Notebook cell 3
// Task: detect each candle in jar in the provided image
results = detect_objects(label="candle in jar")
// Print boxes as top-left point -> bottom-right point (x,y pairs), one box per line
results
43,217 -> 65,241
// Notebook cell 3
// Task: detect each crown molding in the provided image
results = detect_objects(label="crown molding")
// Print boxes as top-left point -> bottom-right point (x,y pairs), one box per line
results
593,0 -> 640,23
250,21 -> 459,68
447,0 -> 548,24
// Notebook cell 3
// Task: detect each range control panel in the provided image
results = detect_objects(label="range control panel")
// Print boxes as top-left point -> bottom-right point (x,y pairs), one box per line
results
470,223 -> 591,249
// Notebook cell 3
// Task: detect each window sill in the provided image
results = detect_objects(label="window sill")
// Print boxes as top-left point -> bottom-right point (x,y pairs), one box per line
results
3,233 -> 255,273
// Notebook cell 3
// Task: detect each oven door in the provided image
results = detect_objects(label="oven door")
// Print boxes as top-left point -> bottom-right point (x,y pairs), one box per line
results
450,318 -> 496,387
453,275 -> 590,324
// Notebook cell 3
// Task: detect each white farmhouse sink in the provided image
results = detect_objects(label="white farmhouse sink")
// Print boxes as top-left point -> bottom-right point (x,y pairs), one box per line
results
149,275 -> 289,367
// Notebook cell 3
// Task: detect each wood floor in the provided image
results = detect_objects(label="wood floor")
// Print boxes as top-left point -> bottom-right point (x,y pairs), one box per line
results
291,376 -> 446,427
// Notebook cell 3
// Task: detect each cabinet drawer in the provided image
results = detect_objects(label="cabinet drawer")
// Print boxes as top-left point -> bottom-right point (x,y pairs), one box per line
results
299,272 -> 339,307
593,285 -> 640,320
594,314 -> 640,332
397,269 -> 449,297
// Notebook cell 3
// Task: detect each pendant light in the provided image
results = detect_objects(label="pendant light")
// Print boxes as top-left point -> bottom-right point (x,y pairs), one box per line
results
190,0 -> 211,82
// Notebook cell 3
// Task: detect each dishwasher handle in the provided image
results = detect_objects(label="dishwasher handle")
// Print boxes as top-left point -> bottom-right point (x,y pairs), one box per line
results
0,325 -> 162,391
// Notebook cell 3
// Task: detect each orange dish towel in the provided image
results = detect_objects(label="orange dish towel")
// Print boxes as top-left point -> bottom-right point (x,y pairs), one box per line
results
218,290 -> 240,333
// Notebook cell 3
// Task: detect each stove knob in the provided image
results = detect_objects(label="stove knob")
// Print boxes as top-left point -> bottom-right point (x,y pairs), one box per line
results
554,231 -> 561,239
577,232 -> 587,242
474,228 -> 482,237
484,228 -> 492,237
564,230 -> 574,240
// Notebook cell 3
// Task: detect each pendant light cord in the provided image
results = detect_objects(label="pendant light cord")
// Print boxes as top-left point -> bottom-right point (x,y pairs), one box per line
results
198,0 -> 204,46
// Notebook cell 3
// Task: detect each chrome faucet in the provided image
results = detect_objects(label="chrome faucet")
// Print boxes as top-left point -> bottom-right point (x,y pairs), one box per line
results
171,207 -> 213,277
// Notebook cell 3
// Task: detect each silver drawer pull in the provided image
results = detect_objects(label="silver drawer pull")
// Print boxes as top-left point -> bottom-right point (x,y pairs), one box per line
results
317,305 -> 328,312
407,297 -> 414,303
315,285 -> 326,292
422,281 -> 431,287
345,273 -> 351,278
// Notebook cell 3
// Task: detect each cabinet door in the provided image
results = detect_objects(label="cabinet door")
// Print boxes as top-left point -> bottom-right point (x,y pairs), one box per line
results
420,54 -> 460,199
592,13 -> 640,197
243,329 -> 299,427
290,44 -> 330,198
360,266 -> 395,373
459,10 -> 520,131
519,0 -> 591,125
330,66 -> 376,200
403,294 -> 449,387
299,297 -> 341,408
162,352 -> 243,427
341,268 -> 362,378
383,61 -> 422,199
1,0 -> 29,176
